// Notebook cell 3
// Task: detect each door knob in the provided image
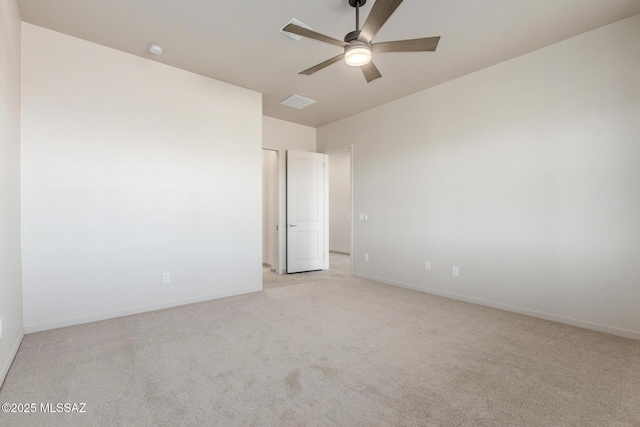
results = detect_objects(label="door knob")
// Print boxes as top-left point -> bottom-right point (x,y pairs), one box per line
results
288,224 -> 298,227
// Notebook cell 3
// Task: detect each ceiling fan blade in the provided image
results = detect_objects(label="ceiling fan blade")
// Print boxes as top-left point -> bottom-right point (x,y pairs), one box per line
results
283,24 -> 348,48
358,0 -> 404,43
361,61 -> 382,83
372,36 -> 440,53
300,53 -> 346,75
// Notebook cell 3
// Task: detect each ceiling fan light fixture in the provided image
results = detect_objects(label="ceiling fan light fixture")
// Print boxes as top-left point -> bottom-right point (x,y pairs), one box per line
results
344,43 -> 372,67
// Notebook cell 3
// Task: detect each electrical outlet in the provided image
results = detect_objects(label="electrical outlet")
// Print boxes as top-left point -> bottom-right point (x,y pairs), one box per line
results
425,261 -> 431,270
364,254 -> 369,262
452,267 -> 459,277
163,272 -> 170,283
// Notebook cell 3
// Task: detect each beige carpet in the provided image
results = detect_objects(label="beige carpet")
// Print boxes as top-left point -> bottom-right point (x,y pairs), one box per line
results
1,254 -> 639,426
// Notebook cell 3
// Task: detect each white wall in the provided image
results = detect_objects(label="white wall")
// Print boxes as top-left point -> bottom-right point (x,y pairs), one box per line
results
329,150 -> 351,254
21,24 -> 263,332
0,0 -> 24,385
318,15 -> 640,339
262,116 -> 316,151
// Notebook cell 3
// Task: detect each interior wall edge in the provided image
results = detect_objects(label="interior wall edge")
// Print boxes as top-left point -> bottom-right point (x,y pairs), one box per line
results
24,285 -> 262,334
0,329 -> 24,388
353,273 -> 640,341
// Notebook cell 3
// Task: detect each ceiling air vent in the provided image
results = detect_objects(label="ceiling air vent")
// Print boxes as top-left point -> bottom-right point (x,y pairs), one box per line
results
279,18 -> 312,41
280,94 -> 317,110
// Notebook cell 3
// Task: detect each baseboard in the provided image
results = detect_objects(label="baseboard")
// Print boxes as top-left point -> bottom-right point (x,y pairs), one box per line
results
0,328 -> 24,389
24,286 -> 262,334
353,273 -> 640,341
329,251 -> 350,255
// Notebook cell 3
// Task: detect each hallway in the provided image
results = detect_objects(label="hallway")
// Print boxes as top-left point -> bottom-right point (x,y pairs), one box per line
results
263,252 -> 350,290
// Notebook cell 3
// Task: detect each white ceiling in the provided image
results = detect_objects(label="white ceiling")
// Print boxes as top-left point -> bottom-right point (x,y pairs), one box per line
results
16,0 -> 640,127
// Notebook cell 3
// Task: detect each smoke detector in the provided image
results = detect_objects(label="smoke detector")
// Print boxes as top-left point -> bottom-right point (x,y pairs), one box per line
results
148,44 -> 164,55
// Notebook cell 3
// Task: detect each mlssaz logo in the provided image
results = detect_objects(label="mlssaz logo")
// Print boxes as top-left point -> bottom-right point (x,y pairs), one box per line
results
40,403 -> 87,413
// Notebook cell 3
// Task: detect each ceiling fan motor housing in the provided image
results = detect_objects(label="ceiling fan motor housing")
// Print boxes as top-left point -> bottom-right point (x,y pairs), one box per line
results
344,30 -> 361,43
348,0 -> 366,7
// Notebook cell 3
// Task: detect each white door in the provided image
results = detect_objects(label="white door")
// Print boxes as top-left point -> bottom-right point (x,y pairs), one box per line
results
287,150 -> 327,273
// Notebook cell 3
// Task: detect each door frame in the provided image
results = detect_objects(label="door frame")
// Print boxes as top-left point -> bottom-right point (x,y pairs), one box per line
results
262,147 -> 287,274
322,144 -> 354,275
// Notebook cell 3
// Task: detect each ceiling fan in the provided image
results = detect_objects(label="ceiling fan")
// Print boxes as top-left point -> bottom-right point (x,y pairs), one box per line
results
283,0 -> 440,83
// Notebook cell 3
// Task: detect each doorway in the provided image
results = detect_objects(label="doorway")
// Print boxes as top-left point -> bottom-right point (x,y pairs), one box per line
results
327,147 -> 353,274
262,149 -> 281,274
262,147 -> 352,274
